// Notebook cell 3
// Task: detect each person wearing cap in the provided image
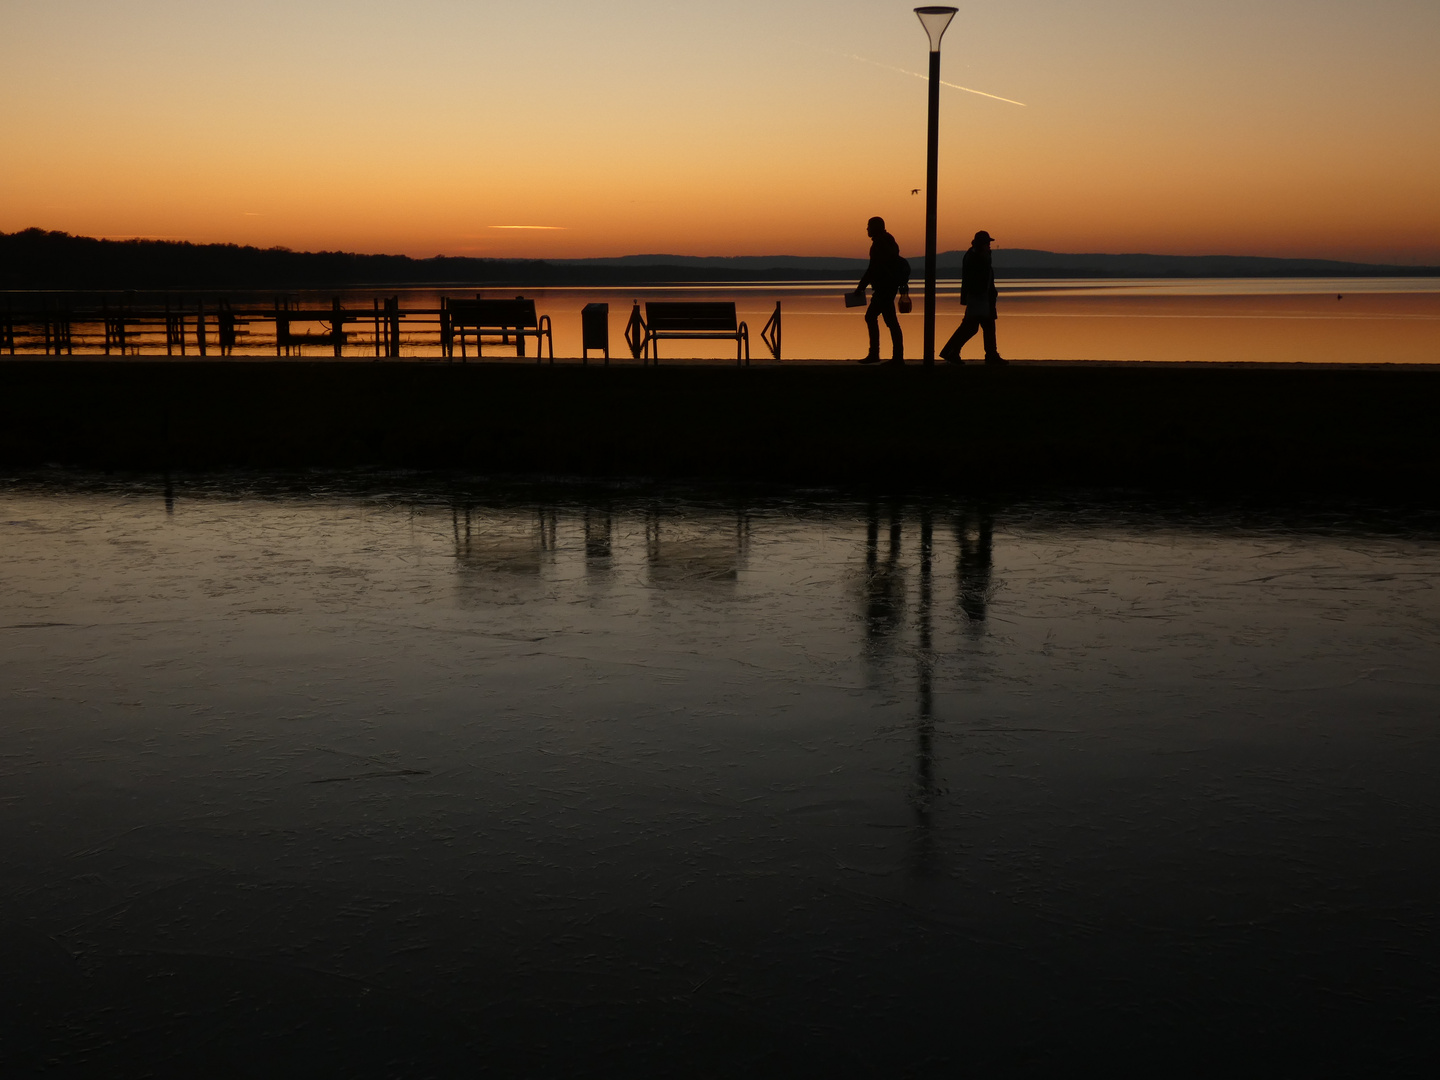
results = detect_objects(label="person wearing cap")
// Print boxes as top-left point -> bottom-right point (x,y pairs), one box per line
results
939,230 -> 1006,365
852,216 -> 906,364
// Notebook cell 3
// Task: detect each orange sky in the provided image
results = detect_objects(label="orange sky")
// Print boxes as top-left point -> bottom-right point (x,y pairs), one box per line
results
3,1 -> 1438,263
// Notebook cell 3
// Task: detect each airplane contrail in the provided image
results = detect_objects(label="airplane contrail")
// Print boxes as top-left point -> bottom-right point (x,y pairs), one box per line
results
840,52 -> 1027,107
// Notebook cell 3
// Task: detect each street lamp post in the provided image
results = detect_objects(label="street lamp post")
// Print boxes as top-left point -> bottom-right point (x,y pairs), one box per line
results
915,6 -> 957,365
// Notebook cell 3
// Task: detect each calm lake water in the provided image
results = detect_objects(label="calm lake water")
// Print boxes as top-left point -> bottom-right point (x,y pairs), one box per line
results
10,277 -> 1440,364
3,474 -> 1440,1072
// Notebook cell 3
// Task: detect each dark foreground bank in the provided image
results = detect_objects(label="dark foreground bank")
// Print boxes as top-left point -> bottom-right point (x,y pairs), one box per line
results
3,360 -> 1438,493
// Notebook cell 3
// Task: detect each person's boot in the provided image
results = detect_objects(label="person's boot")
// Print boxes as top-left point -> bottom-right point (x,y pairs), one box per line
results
858,354 -> 882,364
940,346 -> 963,365
984,353 -> 1007,365
883,354 -> 904,366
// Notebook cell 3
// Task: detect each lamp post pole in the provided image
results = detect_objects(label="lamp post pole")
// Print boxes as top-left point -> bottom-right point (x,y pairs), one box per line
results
915,6 -> 957,366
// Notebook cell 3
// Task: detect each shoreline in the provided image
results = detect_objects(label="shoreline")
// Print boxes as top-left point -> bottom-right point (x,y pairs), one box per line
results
7,356 -> 1440,370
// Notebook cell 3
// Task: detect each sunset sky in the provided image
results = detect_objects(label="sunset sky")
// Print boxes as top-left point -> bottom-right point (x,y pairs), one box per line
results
3,0 -> 1438,263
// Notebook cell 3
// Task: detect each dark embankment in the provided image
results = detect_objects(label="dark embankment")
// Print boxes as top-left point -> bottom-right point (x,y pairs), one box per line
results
1,361 -> 1437,495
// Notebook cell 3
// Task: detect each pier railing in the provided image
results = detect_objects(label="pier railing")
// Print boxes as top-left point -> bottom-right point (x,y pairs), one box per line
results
0,295 -> 469,359
0,294 -> 785,361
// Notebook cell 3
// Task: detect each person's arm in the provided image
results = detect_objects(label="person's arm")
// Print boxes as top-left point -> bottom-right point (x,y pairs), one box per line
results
857,249 -> 876,293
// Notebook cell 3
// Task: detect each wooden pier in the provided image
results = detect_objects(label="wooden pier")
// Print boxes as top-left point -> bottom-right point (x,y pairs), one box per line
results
0,294 -> 441,359
0,294 -> 785,362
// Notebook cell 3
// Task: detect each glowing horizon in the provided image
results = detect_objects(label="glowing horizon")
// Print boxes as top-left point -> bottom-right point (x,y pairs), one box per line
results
2,1 -> 1437,265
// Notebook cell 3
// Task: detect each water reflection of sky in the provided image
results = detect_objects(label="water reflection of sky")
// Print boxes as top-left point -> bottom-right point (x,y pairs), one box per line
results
3,476 -> 1439,1070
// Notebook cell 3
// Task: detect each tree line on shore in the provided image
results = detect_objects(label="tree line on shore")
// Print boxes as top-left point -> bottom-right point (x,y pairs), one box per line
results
2,228 -> 1433,292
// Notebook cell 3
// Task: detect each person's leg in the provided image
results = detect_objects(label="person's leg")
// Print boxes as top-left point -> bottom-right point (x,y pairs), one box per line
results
981,317 -> 1004,362
876,290 -> 902,361
863,299 -> 882,360
885,308 -> 903,360
939,313 -> 980,361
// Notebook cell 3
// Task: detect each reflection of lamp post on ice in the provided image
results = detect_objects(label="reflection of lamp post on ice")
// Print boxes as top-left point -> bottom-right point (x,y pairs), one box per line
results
915,6 -> 957,365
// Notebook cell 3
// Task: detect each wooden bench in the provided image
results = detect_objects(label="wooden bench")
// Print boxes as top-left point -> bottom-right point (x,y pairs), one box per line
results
628,302 -> 750,365
441,296 -> 554,362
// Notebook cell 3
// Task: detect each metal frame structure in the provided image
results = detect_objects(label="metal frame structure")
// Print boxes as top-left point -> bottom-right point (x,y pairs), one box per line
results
761,301 -> 782,361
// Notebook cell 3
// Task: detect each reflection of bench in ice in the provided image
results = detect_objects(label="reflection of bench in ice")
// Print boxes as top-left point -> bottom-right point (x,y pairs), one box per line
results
451,508 -> 558,601
644,513 -> 750,587
584,510 -> 612,562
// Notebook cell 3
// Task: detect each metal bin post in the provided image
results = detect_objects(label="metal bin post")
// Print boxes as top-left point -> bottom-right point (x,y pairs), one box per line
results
581,302 -> 610,365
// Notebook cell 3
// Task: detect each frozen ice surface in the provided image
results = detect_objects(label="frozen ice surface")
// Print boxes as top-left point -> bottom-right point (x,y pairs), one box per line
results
2,474 -> 1439,1073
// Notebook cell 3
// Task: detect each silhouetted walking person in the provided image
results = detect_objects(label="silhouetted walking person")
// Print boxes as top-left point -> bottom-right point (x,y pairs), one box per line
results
939,230 -> 1006,365
852,217 -> 906,364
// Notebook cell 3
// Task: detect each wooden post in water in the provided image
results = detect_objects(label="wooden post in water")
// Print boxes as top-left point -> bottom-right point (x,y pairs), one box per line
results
332,297 -> 343,358
101,300 -> 123,355
217,299 -> 236,356
112,304 -> 128,355
49,298 -> 72,355
387,297 -> 400,358
165,299 -> 186,356
196,300 -> 207,357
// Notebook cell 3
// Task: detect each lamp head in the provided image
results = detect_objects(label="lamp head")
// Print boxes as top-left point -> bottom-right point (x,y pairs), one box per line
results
915,6 -> 958,52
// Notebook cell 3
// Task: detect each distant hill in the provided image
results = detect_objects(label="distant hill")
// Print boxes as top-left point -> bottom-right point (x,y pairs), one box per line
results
987,249 -> 1434,278
557,250 -> 1440,279
2,229 -> 1435,291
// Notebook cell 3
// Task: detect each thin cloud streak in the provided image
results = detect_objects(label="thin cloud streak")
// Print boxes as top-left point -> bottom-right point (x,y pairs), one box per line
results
839,52 -> 1027,107
489,225 -> 567,230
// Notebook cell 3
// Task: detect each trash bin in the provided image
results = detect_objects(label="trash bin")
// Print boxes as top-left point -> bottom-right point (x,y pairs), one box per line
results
581,303 -> 609,365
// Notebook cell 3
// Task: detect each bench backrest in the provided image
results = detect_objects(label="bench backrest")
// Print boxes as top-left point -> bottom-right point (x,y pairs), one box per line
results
447,298 -> 538,329
645,302 -> 737,332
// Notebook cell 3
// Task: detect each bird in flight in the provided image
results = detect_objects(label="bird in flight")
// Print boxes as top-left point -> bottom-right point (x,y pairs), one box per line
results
911,188 -> 920,195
